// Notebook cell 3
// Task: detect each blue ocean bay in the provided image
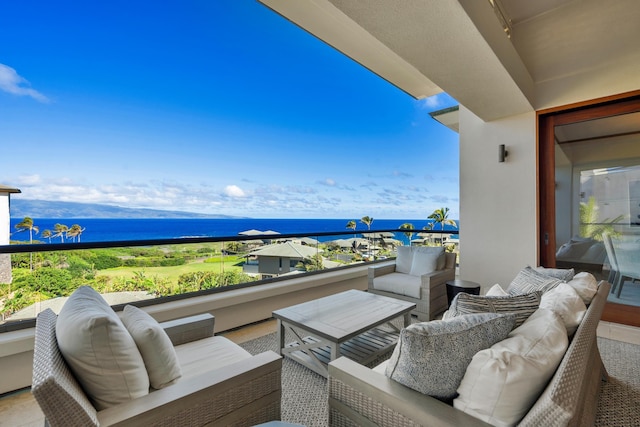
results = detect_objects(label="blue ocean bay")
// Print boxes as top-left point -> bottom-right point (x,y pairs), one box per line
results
8,218 -> 459,244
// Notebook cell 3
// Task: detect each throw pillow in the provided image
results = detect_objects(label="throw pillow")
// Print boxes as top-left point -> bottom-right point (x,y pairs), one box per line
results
122,305 -> 182,389
56,286 -> 149,410
507,266 -> 562,296
447,291 -> 541,327
413,246 -> 447,270
395,246 -> 413,274
486,284 -> 509,297
385,313 -> 516,400
533,266 -> 575,282
454,308 -> 568,427
567,271 -> 598,305
539,283 -> 586,335
409,246 -> 444,276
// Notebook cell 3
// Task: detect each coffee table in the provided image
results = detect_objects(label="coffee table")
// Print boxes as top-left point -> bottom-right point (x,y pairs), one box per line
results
272,290 -> 416,377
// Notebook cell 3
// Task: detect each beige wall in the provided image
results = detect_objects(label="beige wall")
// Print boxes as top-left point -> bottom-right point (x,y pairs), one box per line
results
0,266 -> 368,394
458,107 -> 538,290
0,193 -> 11,284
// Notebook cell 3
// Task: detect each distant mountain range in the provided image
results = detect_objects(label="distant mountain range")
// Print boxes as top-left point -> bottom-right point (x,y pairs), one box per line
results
10,199 -> 242,219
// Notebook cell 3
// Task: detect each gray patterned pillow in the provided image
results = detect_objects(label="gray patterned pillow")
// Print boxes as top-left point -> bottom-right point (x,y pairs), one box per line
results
385,313 -> 516,400
507,266 -> 562,295
447,291 -> 542,327
533,266 -> 575,282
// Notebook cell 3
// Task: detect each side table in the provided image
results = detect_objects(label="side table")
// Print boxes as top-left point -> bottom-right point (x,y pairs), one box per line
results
446,279 -> 481,307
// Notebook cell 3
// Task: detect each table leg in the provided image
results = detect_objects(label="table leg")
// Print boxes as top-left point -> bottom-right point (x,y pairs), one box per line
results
276,319 -> 284,355
403,312 -> 411,327
330,341 -> 341,361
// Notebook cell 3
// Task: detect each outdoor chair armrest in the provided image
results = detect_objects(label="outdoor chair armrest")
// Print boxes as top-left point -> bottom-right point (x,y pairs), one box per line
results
328,357 -> 492,427
97,351 -> 282,427
161,313 -> 215,346
420,267 -> 455,288
368,261 -> 397,282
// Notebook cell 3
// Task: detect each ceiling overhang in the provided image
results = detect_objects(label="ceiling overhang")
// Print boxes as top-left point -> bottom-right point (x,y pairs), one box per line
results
259,0 -> 535,122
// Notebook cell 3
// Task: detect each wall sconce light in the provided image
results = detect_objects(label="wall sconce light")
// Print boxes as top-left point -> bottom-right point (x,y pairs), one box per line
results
499,144 -> 508,163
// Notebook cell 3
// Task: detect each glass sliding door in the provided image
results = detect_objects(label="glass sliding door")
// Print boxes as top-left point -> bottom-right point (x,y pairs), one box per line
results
539,93 -> 640,326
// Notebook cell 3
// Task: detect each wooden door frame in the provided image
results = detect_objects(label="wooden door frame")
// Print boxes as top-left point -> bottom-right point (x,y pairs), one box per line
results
537,90 -> 640,326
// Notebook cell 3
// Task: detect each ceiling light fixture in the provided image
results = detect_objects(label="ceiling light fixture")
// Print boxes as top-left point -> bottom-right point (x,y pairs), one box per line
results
488,0 -> 512,38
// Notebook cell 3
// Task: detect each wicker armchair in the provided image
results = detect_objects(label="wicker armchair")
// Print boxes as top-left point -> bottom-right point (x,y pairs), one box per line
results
32,308 -> 282,427
368,252 -> 456,321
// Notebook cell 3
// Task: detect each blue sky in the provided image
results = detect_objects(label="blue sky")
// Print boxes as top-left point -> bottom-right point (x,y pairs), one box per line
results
0,0 -> 459,219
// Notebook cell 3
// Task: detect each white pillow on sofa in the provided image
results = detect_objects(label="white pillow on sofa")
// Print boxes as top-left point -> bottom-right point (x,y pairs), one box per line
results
539,283 -> 586,336
454,308 -> 568,427
486,284 -> 509,296
56,286 -> 149,410
567,271 -> 598,305
395,246 -> 413,274
122,305 -> 182,389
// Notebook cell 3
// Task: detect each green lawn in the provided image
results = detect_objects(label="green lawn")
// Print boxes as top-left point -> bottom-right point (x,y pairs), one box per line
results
97,256 -> 245,282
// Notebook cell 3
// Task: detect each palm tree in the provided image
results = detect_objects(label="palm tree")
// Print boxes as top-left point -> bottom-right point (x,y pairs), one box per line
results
53,223 -> 68,243
346,220 -> 357,238
579,196 -> 623,240
14,216 -> 39,243
360,216 -> 374,259
14,216 -> 39,270
66,224 -> 86,242
41,229 -> 52,243
399,223 -> 415,246
427,207 -> 457,245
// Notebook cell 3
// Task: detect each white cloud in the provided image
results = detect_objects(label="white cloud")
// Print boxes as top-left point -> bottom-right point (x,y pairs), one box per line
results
0,64 -> 49,103
224,184 -> 246,198
15,174 -> 42,186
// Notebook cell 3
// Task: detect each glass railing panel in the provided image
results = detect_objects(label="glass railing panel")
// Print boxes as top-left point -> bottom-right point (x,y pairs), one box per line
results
0,228 -> 459,328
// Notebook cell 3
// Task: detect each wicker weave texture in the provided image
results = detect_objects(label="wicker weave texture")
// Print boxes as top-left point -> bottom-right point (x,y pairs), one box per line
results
150,370 -> 281,427
518,282 -> 609,427
329,377 -> 419,427
31,308 -> 99,427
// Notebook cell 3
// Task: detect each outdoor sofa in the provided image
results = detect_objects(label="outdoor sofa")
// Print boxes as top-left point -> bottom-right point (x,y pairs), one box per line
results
329,275 -> 610,427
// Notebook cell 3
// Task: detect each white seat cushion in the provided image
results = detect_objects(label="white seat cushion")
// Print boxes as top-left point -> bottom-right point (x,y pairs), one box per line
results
372,272 -> 422,299
175,336 -> 252,380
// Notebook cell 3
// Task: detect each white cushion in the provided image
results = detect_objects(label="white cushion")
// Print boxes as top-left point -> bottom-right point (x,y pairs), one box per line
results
385,313 -> 516,400
372,272 -> 421,299
486,284 -> 509,296
56,286 -> 149,410
454,308 -> 568,427
395,246 -> 413,274
121,305 -> 182,389
409,247 -> 444,276
414,246 -> 446,270
567,272 -> 598,305
540,282 -> 586,335
175,336 -> 252,380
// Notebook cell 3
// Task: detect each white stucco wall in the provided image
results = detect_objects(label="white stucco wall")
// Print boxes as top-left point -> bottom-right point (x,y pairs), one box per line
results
458,107 -> 537,290
0,193 -> 10,245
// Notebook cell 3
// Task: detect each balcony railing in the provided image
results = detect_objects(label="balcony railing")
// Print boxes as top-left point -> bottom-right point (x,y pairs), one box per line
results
0,228 -> 459,332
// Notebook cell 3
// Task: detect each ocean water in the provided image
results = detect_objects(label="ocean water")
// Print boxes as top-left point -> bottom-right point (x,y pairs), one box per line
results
8,218 -> 459,244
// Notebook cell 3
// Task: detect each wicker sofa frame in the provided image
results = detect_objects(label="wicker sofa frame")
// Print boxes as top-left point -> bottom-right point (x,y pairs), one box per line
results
32,309 -> 282,427
329,281 -> 611,427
